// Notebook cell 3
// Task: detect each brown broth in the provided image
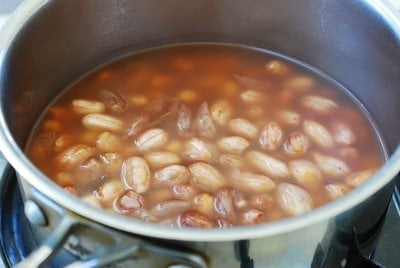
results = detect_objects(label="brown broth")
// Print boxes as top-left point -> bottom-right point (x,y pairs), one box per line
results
27,44 -> 384,228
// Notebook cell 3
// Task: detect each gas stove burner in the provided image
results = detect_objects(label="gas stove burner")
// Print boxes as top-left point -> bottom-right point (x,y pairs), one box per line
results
0,163 -> 399,267
0,167 -> 77,267
0,167 -> 33,265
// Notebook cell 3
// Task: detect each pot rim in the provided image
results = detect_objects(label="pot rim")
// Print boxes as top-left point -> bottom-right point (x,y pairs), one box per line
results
1,0 -> 400,242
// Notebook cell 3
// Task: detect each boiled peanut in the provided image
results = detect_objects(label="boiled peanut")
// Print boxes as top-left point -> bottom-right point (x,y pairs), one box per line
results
246,151 -> 290,180
42,120 -> 63,133
222,80 -> 240,97
172,57 -> 195,71
165,139 -> 183,154
301,95 -> 337,114
29,132 -> 57,160
331,121 -> 356,145
97,69 -> 115,82
135,128 -> 169,152
143,97 -> 180,123
228,118 -> 258,140
313,152 -> 350,178
217,218 -> 233,228
96,180 -> 124,204
121,156 -> 151,193
151,74 -> 176,88
240,90 -> 266,104
196,102 -> 217,139
284,76 -> 315,93
231,190 -> 249,210
55,134 -> 76,152
172,185 -> 197,201
217,136 -> 250,154
100,89 -> 128,113
214,189 -> 235,220
179,211 -> 216,228
150,189 -> 175,204
144,151 -> 181,169
55,144 -> 95,170
283,132 -> 309,156
289,160 -> 323,190
265,60 -> 291,76
182,137 -> 219,163
276,110 -> 301,127
233,74 -> 271,93
72,99 -> 106,115
232,171 -> 276,193
96,132 -> 121,152
126,116 -> 149,137
276,183 -> 313,215
50,106 -> 72,122
193,192 -> 214,217
338,147 -> 359,162
345,169 -> 376,187
99,152 -> 123,175
63,186 -> 77,195
189,162 -> 226,191
325,183 -> 351,199
303,120 -> 334,148
219,154 -> 248,170
178,89 -> 199,103
150,200 -> 191,217
244,105 -> 265,120
234,74 -> 272,91
177,104 -> 194,137
132,208 -> 158,222
129,94 -> 149,107
154,165 -> 190,185
250,194 -> 274,210
77,157 -> 104,181
114,190 -> 144,213
54,172 -> 74,187
82,113 -> 125,132
210,99 -> 233,126
241,209 -> 264,224
81,130 -> 100,144
81,194 -> 102,208
258,122 -> 283,151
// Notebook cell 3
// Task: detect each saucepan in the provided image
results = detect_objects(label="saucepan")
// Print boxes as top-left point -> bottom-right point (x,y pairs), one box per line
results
0,0 -> 400,267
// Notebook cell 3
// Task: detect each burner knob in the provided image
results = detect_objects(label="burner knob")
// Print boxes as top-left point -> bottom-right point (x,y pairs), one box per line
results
24,200 -> 48,226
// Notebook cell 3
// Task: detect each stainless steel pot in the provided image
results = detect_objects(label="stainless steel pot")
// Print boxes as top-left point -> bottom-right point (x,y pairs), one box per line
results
1,0 -> 400,267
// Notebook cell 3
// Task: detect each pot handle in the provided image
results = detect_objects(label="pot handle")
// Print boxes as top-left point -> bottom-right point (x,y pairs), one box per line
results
16,217 -> 76,268
16,192 -> 208,268
17,216 -> 207,268
64,241 -> 208,268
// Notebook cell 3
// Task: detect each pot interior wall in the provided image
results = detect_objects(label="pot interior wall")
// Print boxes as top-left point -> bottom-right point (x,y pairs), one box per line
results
1,0 -> 400,153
